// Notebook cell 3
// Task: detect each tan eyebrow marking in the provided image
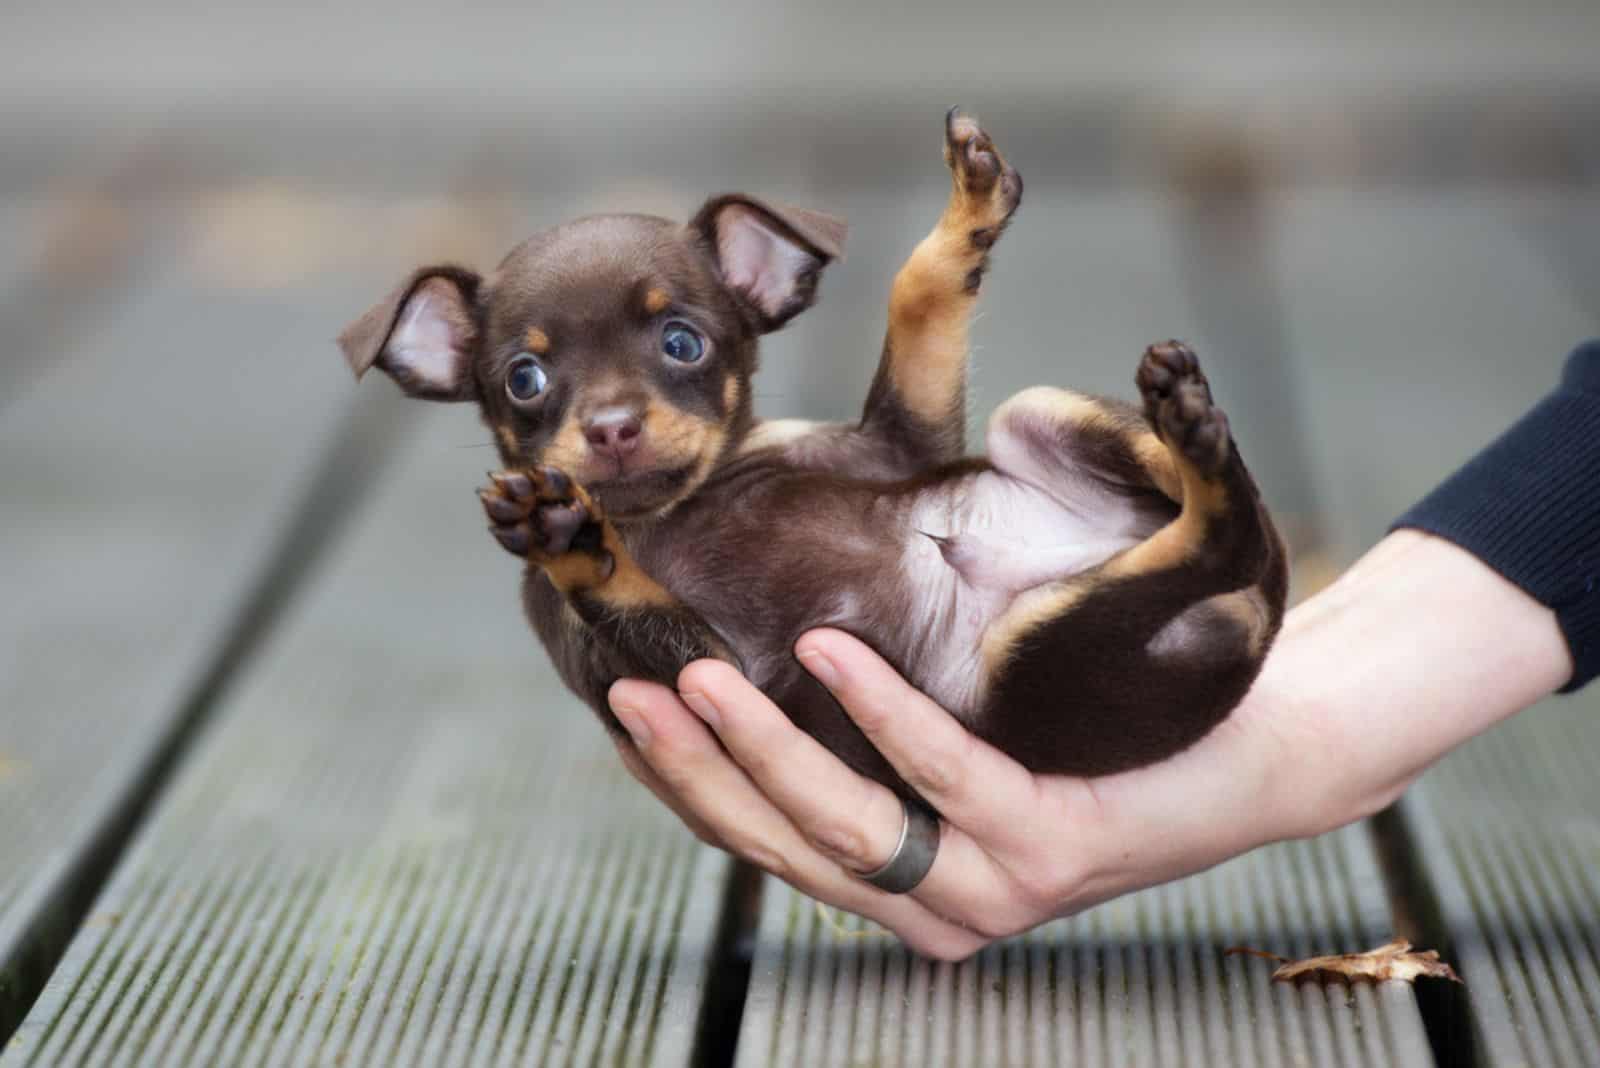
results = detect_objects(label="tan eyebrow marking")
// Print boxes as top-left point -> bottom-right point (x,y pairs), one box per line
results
643,287 -> 671,315
524,327 -> 550,354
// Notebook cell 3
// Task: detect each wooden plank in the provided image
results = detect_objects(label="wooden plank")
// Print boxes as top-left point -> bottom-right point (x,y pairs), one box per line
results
733,185 -> 1433,1067
1271,187 -> 1600,1066
0,184 -> 484,1043
743,830 -> 1431,1068
1403,705 -> 1600,1068
0,332 -> 730,1065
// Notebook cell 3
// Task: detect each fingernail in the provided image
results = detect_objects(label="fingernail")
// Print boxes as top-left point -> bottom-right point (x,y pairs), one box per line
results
610,699 -> 652,747
679,689 -> 722,730
797,648 -> 839,689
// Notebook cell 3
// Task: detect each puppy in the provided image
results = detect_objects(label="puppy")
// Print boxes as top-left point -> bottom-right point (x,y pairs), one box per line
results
339,112 -> 1287,802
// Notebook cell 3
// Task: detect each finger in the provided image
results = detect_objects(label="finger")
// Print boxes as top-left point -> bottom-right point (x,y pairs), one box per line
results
794,628 -> 1046,858
609,677 -> 990,960
674,661 -> 904,864
610,719 -> 726,848
676,659 -> 1028,933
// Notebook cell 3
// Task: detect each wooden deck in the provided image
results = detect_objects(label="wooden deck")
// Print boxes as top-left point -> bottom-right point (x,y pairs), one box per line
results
2,90 -> 1599,1066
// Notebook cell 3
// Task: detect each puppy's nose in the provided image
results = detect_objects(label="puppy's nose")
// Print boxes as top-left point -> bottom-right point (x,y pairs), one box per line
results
583,406 -> 643,459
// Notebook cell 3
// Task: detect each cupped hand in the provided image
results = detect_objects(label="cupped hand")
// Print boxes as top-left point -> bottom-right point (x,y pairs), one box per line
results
605,627 -> 1315,960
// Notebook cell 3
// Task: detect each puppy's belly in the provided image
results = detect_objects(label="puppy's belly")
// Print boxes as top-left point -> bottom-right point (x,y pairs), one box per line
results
893,469 -> 1147,719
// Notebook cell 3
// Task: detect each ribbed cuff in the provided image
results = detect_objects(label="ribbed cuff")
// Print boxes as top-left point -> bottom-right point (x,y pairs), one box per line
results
1394,340 -> 1600,693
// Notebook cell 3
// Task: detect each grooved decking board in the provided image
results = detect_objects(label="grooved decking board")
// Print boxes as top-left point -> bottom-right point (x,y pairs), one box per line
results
1403,701 -> 1600,1068
0,186 -> 482,1035
1270,188 -> 1600,1065
732,185 -> 1434,1067
738,828 -> 1433,1067
0,399 -> 730,1068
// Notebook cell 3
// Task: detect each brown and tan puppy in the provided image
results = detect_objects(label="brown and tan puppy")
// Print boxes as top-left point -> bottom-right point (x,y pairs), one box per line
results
339,111 -> 1288,804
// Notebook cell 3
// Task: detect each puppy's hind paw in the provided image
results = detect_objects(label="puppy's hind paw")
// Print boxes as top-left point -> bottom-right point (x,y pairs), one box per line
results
1137,340 -> 1231,477
943,107 -> 1023,244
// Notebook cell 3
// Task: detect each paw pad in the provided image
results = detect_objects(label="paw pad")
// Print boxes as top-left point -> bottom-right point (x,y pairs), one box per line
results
1137,341 -> 1230,476
479,467 -> 602,559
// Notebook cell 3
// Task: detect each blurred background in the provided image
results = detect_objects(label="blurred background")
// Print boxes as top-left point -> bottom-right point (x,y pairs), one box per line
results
4,0 -> 1597,567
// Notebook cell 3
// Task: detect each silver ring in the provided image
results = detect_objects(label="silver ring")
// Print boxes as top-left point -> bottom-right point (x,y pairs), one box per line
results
854,799 -> 940,894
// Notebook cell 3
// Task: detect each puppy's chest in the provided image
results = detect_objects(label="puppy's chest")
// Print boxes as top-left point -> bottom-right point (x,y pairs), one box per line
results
623,480 -> 905,684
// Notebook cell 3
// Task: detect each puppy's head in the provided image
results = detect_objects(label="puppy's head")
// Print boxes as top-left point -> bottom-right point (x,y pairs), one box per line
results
339,195 -> 845,520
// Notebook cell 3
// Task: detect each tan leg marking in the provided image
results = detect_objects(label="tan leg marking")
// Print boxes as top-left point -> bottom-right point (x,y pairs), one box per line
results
882,113 -> 1019,426
885,229 -> 979,424
1103,447 -> 1228,579
530,479 -> 675,609
1132,431 -> 1183,502
980,580 -> 1095,676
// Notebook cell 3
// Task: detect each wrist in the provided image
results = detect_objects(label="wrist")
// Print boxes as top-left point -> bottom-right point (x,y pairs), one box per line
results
1258,530 -> 1569,838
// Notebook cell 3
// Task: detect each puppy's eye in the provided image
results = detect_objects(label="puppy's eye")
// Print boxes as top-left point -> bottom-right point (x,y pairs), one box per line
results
661,321 -> 706,364
506,356 -> 548,401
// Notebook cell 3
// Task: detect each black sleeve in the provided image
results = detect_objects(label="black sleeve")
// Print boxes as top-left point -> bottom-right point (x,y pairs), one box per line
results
1393,339 -> 1600,693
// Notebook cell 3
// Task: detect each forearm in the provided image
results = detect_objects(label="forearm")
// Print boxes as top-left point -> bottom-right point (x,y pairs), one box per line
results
1263,529 -> 1572,837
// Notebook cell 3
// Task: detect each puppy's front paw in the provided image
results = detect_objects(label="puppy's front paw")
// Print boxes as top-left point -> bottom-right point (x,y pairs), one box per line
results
1137,340 -> 1231,477
479,468 -> 613,582
943,108 -> 1022,247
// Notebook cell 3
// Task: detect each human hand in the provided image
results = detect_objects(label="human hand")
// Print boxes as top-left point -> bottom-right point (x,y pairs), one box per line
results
607,531 -> 1570,959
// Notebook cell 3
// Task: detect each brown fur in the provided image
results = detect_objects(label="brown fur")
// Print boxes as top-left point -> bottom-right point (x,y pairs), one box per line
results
338,111 -> 1287,805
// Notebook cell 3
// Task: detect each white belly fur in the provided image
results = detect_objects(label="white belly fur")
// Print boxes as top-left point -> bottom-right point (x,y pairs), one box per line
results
898,469 -> 1145,719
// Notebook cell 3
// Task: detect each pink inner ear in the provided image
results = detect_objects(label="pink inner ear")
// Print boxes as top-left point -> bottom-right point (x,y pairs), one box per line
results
386,278 -> 467,390
716,205 -> 817,320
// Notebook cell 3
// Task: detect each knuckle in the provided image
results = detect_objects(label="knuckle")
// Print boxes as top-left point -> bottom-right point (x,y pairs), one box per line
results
844,693 -> 890,735
1008,862 -> 1051,904
1013,856 -> 1085,915
690,825 -> 727,851
911,927 -> 987,963
734,839 -> 792,884
908,739 -> 969,797
965,909 -> 1023,943
734,741 -> 778,780
810,820 -> 870,866
648,747 -> 703,795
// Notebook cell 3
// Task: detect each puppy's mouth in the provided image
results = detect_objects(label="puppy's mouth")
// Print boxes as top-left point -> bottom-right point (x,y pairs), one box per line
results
586,464 -> 697,518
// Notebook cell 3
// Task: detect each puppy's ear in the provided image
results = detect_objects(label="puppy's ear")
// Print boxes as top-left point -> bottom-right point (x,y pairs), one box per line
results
692,194 -> 846,332
338,265 -> 481,401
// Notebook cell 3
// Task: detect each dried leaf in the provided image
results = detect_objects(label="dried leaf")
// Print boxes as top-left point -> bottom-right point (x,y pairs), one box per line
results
1225,939 -> 1462,985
